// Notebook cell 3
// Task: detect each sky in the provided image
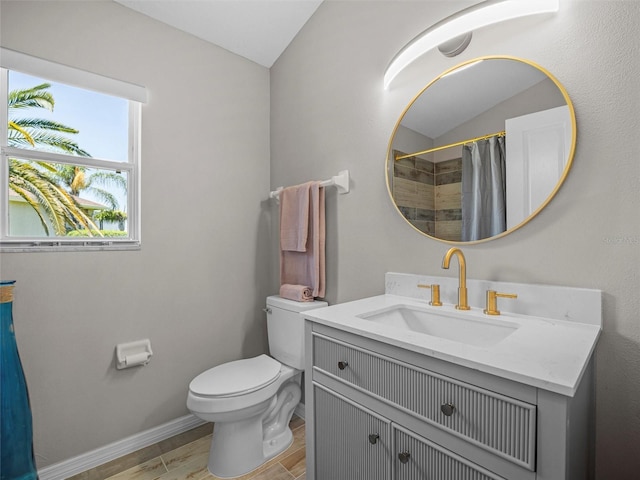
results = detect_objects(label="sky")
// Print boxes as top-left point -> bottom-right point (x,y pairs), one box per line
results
8,71 -> 130,211
9,70 -> 129,161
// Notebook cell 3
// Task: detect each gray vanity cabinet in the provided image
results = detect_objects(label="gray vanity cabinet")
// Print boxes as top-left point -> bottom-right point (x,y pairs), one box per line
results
313,385 -> 391,480
313,384 -> 505,480
393,425 -> 505,480
305,322 -> 594,480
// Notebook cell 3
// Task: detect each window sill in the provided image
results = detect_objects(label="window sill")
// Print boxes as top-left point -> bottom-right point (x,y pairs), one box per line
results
0,241 -> 141,253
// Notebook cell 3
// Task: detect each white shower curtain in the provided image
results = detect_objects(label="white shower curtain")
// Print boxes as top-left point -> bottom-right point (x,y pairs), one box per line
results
461,136 -> 506,241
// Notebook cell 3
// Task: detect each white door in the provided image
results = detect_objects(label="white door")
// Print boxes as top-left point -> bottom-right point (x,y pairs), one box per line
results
505,105 -> 572,229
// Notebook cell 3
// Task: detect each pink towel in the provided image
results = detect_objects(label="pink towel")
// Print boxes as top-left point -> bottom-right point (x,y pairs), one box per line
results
280,182 -> 325,298
279,284 -> 314,302
279,182 -> 313,252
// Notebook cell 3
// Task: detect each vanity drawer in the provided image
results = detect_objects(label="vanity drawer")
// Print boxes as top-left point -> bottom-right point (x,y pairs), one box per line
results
312,333 -> 537,471
394,425 -> 507,480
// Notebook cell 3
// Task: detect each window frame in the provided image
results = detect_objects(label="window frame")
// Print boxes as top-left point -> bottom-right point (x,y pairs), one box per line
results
0,49 -> 144,252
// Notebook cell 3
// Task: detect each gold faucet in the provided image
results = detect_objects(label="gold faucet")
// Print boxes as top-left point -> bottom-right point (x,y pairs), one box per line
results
484,290 -> 517,316
441,248 -> 470,310
417,283 -> 442,306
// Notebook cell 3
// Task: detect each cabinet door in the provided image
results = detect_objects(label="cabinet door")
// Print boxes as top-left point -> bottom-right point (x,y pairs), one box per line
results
314,384 -> 391,480
394,425 -> 506,480
312,332 -> 536,470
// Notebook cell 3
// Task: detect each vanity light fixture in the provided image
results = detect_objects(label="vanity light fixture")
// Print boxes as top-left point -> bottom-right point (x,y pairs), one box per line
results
383,0 -> 560,89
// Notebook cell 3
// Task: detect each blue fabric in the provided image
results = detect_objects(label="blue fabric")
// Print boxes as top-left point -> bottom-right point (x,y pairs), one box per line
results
1,281 -> 38,480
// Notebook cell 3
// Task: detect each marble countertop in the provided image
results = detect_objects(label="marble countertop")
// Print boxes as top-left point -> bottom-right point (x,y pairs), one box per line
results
302,293 -> 601,397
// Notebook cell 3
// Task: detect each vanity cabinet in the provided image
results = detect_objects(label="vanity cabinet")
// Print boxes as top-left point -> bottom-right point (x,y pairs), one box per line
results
314,383 -> 505,480
304,322 -> 594,480
314,384 -> 391,480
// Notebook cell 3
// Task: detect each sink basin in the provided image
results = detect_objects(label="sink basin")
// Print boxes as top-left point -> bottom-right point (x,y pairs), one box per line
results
357,304 -> 519,347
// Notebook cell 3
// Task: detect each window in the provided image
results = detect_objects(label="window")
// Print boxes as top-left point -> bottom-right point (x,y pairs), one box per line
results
0,48 -> 145,251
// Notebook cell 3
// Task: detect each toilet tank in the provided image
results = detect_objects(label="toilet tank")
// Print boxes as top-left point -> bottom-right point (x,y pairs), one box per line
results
266,295 -> 328,370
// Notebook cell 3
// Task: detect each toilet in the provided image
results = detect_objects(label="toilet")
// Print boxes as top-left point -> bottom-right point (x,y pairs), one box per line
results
186,295 -> 327,478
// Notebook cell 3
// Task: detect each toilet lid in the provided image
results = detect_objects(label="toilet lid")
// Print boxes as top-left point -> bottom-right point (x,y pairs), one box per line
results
189,354 -> 281,397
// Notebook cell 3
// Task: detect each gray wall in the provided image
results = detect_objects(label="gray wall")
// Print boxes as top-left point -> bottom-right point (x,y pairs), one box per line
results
0,0 -> 271,467
1,1 -> 639,478
434,77 -> 567,154
271,1 -> 639,479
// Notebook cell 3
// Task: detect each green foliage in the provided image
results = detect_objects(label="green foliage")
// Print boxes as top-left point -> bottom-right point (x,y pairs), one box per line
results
8,83 -> 91,156
9,159 -> 101,236
52,164 -> 126,209
66,229 -> 128,238
7,82 -> 107,235
94,209 -> 127,223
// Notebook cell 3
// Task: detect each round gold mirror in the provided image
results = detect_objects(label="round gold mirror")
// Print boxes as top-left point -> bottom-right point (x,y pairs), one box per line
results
386,56 -> 576,243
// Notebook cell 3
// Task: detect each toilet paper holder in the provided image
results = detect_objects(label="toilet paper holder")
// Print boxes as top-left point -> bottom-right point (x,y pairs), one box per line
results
116,339 -> 153,369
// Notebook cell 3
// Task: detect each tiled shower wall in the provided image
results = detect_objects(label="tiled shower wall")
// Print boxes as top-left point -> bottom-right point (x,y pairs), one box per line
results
392,151 -> 462,241
434,158 -> 462,240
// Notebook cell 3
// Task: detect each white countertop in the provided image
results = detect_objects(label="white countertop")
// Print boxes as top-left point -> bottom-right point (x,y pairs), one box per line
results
303,293 -> 601,397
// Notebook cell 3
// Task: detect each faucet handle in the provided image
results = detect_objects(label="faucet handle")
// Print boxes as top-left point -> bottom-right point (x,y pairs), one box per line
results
484,290 -> 517,316
418,283 -> 442,306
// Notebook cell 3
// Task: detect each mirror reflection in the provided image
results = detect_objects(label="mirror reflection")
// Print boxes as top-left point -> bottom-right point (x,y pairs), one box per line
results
387,56 -> 575,243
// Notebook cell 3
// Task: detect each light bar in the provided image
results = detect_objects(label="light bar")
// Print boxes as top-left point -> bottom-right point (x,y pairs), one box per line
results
383,0 -> 559,90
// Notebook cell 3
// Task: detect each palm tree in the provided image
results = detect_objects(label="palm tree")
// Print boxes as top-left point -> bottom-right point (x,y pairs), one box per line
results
8,83 -> 91,155
7,83 -> 101,236
53,164 -> 126,211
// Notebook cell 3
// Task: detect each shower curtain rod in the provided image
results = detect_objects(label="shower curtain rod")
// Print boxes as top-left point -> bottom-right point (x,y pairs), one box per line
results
395,130 -> 505,161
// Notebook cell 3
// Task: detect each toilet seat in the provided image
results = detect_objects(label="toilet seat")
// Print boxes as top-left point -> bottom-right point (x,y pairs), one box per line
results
189,354 -> 281,398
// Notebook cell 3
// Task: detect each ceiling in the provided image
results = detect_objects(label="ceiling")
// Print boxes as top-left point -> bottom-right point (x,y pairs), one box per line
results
114,1 -> 548,137
115,0 -> 324,68
401,59 -> 548,139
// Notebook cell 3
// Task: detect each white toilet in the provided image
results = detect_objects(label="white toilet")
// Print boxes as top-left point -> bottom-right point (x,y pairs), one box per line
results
186,295 -> 327,478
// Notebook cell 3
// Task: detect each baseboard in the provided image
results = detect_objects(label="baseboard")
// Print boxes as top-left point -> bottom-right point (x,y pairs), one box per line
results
39,404 -> 305,479
37,414 -> 206,480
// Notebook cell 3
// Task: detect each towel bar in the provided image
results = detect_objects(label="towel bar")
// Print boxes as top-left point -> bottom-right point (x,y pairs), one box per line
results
269,170 -> 350,201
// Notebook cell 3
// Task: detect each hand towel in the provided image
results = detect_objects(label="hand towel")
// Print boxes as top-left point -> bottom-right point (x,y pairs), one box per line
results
280,182 -> 325,298
279,284 -> 314,302
279,182 -> 313,252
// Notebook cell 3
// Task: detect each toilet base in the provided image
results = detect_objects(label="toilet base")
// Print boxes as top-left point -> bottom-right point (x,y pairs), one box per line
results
207,379 -> 301,478
263,424 -> 293,462
208,425 -> 293,479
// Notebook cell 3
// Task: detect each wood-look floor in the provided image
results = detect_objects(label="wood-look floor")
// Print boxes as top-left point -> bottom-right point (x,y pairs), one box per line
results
74,416 -> 306,480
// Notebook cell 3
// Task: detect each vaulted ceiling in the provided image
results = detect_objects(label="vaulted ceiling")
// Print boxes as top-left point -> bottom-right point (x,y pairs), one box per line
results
115,0 -> 324,68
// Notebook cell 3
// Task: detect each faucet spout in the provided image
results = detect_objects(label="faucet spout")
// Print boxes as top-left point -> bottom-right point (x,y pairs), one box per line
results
441,248 -> 470,310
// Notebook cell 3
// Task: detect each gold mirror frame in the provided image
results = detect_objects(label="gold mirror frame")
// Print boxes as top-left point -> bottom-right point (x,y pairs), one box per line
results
386,56 -> 576,244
